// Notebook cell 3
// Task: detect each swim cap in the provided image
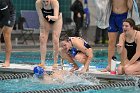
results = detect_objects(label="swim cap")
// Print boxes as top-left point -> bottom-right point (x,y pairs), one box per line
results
33,66 -> 44,77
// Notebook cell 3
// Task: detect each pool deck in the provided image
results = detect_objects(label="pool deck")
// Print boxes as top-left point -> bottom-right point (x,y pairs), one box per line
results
0,41 -> 139,82
0,63 -> 140,81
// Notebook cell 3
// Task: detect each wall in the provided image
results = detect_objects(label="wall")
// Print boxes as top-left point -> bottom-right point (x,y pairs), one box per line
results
12,0 -> 71,20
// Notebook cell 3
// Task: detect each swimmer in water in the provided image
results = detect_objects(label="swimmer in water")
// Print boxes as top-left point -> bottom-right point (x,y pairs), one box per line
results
33,66 -> 73,84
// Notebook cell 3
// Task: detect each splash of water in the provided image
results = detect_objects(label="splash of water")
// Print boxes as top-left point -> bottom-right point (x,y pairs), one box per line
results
62,72 -> 99,86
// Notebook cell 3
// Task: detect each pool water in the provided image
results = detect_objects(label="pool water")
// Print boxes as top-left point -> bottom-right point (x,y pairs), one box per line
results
0,78 -> 65,93
80,86 -> 140,93
0,50 -> 119,69
0,75 -> 98,93
0,50 -> 139,93
0,78 -> 140,93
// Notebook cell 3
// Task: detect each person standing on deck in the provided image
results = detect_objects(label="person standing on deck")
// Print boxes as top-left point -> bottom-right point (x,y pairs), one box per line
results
103,0 -> 134,72
0,0 -> 16,67
36,0 -> 63,69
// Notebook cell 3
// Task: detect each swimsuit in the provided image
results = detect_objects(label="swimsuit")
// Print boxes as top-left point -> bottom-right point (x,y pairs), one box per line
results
41,8 -> 55,24
68,38 -> 91,57
125,32 -> 140,61
108,12 -> 127,33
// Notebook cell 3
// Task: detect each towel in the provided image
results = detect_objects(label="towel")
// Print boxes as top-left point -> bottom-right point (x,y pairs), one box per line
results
127,0 -> 140,25
93,0 -> 140,29
93,0 -> 111,29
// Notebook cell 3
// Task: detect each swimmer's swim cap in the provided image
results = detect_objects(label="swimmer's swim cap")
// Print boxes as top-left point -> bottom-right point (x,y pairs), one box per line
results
33,66 -> 44,77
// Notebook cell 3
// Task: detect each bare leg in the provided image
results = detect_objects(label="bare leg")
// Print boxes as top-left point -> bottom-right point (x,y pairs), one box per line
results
40,21 -> 50,67
125,62 -> 140,75
117,64 -> 125,75
52,13 -> 63,68
2,26 -> 13,67
102,32 -> 118,72
59,48 -> 79,72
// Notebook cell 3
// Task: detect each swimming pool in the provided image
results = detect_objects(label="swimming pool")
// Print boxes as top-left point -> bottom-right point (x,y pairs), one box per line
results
0,73 -> 97,93
82,86 -> 140,93
0,50 -> 113,69
0,49 -> 139,93
0,74 -> 140,93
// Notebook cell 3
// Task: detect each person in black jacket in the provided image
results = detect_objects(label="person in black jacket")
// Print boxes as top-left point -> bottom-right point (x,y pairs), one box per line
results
0,0 -> 16,67
70,0 -> 85,37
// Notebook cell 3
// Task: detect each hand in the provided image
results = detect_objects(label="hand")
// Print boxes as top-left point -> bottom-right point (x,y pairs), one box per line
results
46,15 -> 51,21
101,65 -> 110,72
80,67 -> 88,73
77,13 -> 81,18
116,43 -> 123,54
116,43 -> 122,47
124,63 -> 130,68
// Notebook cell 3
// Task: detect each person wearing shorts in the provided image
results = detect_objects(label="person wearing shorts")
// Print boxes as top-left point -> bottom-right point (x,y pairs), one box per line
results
0,0 -> 16,67
102,0 -> 133,72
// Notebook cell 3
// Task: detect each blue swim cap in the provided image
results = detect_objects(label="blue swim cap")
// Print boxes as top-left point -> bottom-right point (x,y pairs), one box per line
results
33,66 -> 44,77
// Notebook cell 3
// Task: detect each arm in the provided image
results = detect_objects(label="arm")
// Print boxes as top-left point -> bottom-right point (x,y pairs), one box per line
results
59,48 -> 75,65
77,1 -> 85,18
77,1 -> 85,15
129,33 -> 140,65
127,0 -> 133,11
48,0 -> 59,21
83,48 -> 93,71
73,38 -> 93,72
117,33 -> 125,54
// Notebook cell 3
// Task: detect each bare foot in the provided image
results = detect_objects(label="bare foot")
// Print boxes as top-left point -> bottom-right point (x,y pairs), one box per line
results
52,64 -> 58,70
38,63 -> 46,69
101,66 -> 110,72
2,63 -> 10,67
79,67 -> 89,73
70,67 -> 79,73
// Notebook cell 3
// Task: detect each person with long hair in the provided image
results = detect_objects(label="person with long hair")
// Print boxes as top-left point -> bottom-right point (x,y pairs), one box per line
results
59,35 -> 93,73
117,18 -> 140,75
36,0 -> 63,68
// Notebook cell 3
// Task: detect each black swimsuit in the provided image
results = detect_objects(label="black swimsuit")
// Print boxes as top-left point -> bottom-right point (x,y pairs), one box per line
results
125,32 -> 140,61
41,8 -> 55,24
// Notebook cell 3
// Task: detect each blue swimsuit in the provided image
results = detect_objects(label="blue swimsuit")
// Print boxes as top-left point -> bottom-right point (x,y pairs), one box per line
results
68,39 -> 91,57
108,12 -> 127,33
